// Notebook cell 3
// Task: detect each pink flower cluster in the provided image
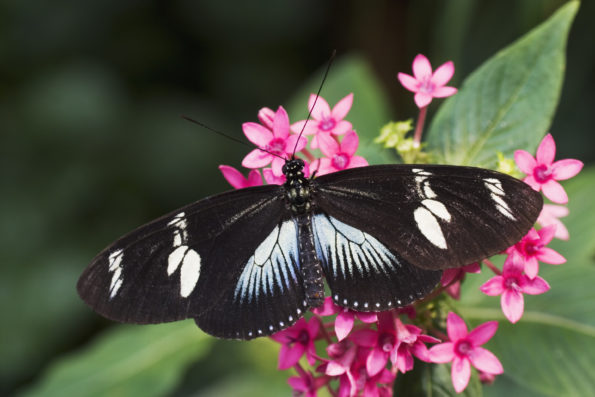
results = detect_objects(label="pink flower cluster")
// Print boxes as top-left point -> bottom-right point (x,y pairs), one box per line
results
218,54 -> 582,395
219,93 -> 368,188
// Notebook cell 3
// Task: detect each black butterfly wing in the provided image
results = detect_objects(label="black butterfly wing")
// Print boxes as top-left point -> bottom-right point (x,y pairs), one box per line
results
78,185 -> 308,339
312,164 -> 543,271
311,213 -> 442,311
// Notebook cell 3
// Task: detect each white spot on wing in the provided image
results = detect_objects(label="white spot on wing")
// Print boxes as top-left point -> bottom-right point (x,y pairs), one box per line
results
414,207 -> 447,249
108,249 -> 124,299
179,249 -> 201,298
484,178 -> 516,220
422,199 -> 451,222
167,246 -> 187,275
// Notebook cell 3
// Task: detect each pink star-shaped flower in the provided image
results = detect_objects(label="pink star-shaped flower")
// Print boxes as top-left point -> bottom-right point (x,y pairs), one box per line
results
480,253 -> 550,323
350,312 -> 397,377
218,165 -> 262,189
270,317 -> 321,370
429,312 -> 503,393
291,93 -> 354,149
313,131 -> 368,176
392,318 -> 440,373
506,226 -> 565,279
242,106 -> 307,176
514,133 -> 583,204
536,204 -> 570,240
398,54 -> 458,108
312,297 -> 377,341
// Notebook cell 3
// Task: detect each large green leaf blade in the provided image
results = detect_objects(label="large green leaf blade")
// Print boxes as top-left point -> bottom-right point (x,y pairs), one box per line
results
18,321 -> 211,397
426,1 -> 579,167
458,167 -> 595,396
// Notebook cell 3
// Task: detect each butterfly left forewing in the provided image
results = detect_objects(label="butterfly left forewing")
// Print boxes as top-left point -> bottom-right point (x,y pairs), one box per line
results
313,164 -> 543,271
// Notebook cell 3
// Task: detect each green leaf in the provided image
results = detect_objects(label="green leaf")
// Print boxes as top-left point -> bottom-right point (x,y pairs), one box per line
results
17,322 -> 211,397
458,166 -> 595,396
426,1 -> 579,167
394,361 -> 482,397
287,53 -> 393,165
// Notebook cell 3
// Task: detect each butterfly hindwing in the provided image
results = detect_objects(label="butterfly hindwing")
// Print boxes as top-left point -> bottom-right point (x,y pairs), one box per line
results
312,213 -> 442,311
195,219 -> 309,339
312,164 -> 543,271
77,185 -> 300,329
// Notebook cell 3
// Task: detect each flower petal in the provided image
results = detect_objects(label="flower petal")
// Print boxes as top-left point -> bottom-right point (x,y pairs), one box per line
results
451,356 -> 471,393
290,120 -> 319,136
308,94 -> 331,120
247,169 -> 263,186
271,156 -> 286,177
318,132 -> 339,157
242,122 -> 273,146
397,73 -> 419,92
431,61 -> 455,86
367,347 -> 389,377
480,276 -> 505,296
273,106 -> 290,139
412,54 -> 432,81
446,312 -> 468,341
278,343 -> 305,369
537,224 -> 557,245
468,347 -> 503,374
257,107 -> 275,130
335,311 -> 355,341
431,86 -> 458,98
356,312 -> 378,323
428,342 -> 454,363
331,93 -> 354,120
514,150 -> 537,175
219,165 -> 248,189
286,134 -> 308,154
347,156 -> 368,169
340,131 -> 359,156
524,257 -> 539,279
536,247 -> 566,265
331,120 -> 352,135
551,159 -> 583,180
536,134 -> 556,165
414,92 -> 432,108
467,321 -> 498,346
523,175 -> 542,191
312,297 -> 338,316
262,168 -> 285,185
542,179 -> 568,204
501,290 -> 524,323
522,276 -> 550,295
242,148 -> 272,169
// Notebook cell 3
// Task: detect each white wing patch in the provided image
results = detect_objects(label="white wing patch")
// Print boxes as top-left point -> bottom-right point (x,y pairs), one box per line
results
234,220 -> 299,304
167,212 -> 201,298
484,178 -> 515,220
412,168 -> 451,249
108,249 -> 124,299
312,214 -> 399,279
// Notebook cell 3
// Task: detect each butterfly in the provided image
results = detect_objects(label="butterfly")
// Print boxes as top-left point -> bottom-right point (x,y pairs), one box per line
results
77,157 -> 543,340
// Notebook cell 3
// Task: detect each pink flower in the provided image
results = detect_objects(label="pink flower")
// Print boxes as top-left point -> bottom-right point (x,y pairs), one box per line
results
480,254 -> 550,323
350,359 -> 395,397
242,106 -> 307,176
429,312 -> 503,393
537,204 -> 569,240
350,312 -> 397,377
218,165 -> 262,189
257,107 -> 275,130
288,370 -> 328,397
313,297 -> 377,341
398,54 -> 458,108
392,318 -> 440,373
313,131 -> 368,176
440,263 -> 481,300
514,133 -> 583,204
291,93 -> 354,149
506,226 -> 565,279
271,317 -> 321,370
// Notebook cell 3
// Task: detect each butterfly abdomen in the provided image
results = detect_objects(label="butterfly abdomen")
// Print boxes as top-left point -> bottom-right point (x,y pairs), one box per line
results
296,213 -> 325,308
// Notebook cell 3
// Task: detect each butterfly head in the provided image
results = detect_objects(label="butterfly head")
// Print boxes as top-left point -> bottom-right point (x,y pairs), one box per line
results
282,158 -> 305,179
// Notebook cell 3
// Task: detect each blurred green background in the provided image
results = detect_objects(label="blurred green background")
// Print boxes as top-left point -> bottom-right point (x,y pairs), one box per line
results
1,0 -> 594,396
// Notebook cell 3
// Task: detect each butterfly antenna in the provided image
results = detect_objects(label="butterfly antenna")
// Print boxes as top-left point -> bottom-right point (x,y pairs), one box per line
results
291,50 -> 337,158
181,115 -> 286,160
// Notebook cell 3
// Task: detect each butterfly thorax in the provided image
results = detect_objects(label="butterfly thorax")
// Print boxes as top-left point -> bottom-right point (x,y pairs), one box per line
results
283,159 -> 312,215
